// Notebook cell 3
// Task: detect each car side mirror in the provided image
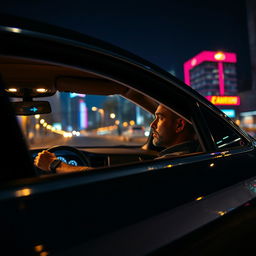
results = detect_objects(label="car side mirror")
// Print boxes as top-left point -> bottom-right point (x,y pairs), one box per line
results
12,101 -> 51,115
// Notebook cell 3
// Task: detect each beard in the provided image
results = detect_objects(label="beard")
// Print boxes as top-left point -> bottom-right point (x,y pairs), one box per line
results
152,130 -> 164,147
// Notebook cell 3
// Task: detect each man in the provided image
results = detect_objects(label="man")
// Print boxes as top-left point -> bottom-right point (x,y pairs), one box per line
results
34,104 -> 198,173
150,104 -> 198,158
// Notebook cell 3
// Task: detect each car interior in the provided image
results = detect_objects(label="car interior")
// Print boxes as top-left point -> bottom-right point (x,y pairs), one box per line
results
0,56 -> 203,176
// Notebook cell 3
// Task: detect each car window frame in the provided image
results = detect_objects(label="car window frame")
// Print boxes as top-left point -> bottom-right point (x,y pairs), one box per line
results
197,102 -> 252,152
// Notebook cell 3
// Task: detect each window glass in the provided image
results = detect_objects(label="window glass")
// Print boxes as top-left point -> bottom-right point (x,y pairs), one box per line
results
201,107 -> 247,149
15,92 -> 154,148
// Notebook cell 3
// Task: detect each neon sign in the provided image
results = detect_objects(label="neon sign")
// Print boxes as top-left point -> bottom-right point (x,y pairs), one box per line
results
206,96 -> 240,106
221,109 -> 236,118
79,99 -> 88,129
69,93 -> 85,98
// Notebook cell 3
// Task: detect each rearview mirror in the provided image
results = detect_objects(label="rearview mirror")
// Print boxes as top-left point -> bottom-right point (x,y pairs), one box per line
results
12,101 -> 51,115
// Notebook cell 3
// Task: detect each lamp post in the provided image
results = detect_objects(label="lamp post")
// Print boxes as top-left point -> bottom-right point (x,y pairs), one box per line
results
92,107 -> 105,127
98,108 -> 104,126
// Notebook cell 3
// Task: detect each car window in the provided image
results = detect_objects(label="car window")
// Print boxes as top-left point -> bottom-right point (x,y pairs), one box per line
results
201,106 -> 248,150
16,92 -> 154,149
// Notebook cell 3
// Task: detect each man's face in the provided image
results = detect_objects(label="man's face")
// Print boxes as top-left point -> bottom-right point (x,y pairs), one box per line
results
150,105 -> 178,148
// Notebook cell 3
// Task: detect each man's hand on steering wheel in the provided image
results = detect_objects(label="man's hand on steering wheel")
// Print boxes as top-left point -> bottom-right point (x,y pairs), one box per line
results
34,148 -> 92,174
34,150 -> 58,171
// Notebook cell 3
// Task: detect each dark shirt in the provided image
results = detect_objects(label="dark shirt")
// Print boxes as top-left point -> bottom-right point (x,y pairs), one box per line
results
157,140 -> 199,159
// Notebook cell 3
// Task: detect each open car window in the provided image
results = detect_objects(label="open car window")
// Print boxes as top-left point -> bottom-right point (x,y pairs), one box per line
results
201,106 -> 248,150
16,92 -> 154,149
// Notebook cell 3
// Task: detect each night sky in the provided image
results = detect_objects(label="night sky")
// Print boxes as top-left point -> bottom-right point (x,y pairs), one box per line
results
2,0 -> 251,91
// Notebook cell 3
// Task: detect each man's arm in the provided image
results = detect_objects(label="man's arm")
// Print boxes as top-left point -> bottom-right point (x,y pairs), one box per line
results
34,150 -> 92,173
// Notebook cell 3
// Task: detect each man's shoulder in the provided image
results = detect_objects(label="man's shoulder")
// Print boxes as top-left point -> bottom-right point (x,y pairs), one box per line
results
157,140 -> 199,159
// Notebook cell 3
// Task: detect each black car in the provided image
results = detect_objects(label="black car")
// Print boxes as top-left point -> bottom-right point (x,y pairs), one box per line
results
0,15 -> 256,256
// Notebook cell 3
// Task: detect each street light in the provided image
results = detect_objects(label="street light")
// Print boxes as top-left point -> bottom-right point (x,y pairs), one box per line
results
110,113 -> 116,119
129,120 -> 135,126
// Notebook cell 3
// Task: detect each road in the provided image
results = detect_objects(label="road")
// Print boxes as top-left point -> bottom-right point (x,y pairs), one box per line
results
29,134 -> 147,148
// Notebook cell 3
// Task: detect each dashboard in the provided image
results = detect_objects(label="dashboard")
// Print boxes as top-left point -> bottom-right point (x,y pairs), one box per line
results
56,156 -> 79,166
31,149 -> 87,167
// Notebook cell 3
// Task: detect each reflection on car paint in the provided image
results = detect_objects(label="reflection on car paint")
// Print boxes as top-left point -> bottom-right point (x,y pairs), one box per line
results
15,188 -> 32,197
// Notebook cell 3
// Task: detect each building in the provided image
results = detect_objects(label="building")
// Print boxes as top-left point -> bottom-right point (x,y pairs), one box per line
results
60,92 -> 88,131
184,50 -> 240,119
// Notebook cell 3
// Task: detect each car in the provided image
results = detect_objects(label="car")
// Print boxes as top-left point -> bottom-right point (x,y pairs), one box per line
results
0,14 -> 256,255
122,125 -> 146,141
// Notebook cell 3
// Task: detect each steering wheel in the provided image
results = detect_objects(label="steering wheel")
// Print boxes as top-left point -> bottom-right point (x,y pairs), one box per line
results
34,145 -> 91,176
47,145 -> 91,167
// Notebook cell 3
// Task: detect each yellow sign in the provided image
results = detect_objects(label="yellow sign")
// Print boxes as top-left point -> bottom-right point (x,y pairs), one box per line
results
206,96 -> 240,106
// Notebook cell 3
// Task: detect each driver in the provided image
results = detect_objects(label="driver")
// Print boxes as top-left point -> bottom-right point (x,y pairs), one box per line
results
34,104 -> 198,173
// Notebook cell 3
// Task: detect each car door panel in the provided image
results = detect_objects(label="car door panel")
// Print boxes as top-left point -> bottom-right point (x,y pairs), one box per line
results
0,147 -> 255,255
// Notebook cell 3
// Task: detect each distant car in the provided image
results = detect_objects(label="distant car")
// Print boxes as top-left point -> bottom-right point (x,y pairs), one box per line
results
1,14 -> 256,255
122,125 -> 145,141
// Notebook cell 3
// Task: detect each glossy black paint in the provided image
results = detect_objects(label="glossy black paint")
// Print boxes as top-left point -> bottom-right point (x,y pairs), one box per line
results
0,15 -> 256,256
151,198 -> 256,255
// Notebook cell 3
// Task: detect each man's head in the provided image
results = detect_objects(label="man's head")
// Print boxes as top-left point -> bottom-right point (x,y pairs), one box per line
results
150,104 -> 194,148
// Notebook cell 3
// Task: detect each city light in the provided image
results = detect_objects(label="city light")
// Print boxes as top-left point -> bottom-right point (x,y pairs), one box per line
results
214,51 -> 226,61
206,96 -> 240,105
6,88 -> 17,92
79,99 -> 88,129
144,130 -> 150,136
63,132 -> 72,138
129,120 -> 135,126
34,244 -> 44,253
110,113 -> 116,119
69,93 -> 85,98
38,118 -> 81,138
221,109 -> 236,118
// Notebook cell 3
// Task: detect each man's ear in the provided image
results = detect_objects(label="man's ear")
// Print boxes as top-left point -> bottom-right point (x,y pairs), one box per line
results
175,118 -> 186,133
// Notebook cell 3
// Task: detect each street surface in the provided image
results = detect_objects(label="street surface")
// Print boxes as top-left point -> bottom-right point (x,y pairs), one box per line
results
29,134 -> 147,149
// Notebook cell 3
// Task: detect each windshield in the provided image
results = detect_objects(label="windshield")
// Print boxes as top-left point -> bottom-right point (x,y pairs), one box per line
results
16,92 -> 154,149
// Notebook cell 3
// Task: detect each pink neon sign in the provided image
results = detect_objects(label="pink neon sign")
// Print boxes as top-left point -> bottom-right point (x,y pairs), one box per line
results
183,51 -> 237,96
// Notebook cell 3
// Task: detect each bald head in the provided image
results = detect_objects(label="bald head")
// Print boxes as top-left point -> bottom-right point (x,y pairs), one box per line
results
150,105 -> 194,148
